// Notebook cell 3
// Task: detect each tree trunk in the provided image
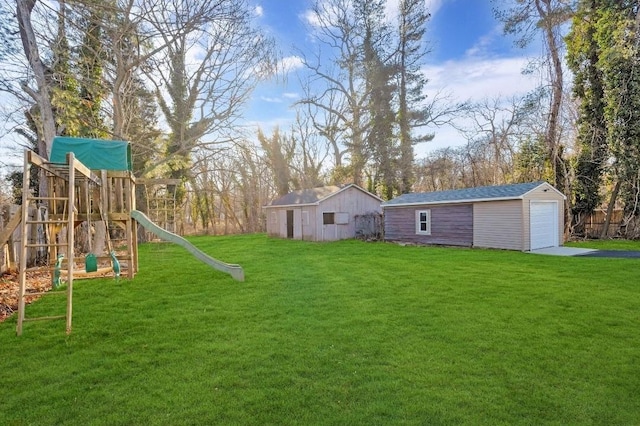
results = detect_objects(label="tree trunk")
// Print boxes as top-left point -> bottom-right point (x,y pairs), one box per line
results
600,179 -> 622,239
17,0 -> 57,197
17,0 -> 56,152
535,0 -> 565,189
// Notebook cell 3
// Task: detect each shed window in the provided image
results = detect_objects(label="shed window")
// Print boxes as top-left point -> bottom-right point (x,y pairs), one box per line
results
335,212 -> 349,224
416,210 -> 431,235
323,212 -> 335,225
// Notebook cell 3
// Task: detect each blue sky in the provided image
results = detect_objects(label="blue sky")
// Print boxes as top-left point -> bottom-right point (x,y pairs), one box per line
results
246,0 -> 542,156
0,0 -> 542,172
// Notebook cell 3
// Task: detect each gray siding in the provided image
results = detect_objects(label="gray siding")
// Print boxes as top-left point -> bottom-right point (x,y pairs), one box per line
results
266,185 -> 382,241
266,207 -> 303,239
473,200 -> 523,250
384,204 -> 473,246
316,186 -> 382,241
266,209 -> 279,237
301,206 -> 316,241
316,187 -> 382,241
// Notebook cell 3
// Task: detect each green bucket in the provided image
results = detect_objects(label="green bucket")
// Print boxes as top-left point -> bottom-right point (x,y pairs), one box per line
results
85,253 -> 98,272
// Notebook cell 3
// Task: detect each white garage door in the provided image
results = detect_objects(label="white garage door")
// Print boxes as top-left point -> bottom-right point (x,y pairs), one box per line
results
530,201 -> 558,250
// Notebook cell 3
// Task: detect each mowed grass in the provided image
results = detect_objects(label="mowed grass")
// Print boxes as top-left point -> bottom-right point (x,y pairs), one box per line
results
1,235 -> 639,425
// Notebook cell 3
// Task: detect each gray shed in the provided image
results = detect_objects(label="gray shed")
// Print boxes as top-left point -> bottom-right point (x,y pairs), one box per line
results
264,184 -> 383,241
382,181 -> 566,251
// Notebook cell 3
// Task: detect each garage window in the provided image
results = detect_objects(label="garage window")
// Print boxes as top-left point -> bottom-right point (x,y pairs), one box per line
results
416,210 -> 431,235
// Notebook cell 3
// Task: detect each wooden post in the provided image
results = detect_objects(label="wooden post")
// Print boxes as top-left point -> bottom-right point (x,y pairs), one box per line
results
132,174 -> 138,274
17,151 -> 31,336
124,175 -> 133,278
66,153 -> 75,335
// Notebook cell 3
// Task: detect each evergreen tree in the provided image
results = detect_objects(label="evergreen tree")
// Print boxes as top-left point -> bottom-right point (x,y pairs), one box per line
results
596,2 -> 640,221
50,1 -> 78,136
566,0 -> 608,233
567,0 -> 640,235
127,76 -> 163,176
356,0 -> 397,199
396,0 -> 432,194
77,5 -> 109,138
257,127 -> 294,197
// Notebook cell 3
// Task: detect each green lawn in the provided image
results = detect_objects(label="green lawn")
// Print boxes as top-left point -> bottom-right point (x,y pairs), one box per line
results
1,235 -> 639,425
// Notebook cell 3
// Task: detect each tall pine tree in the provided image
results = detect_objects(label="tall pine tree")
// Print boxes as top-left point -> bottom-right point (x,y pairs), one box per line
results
396,0 -> 432,194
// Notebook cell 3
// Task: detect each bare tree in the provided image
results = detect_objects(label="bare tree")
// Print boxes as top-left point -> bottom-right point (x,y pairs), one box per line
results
455,96 -> 525,185
288,112 -> 329,189
417,94 -> 545,192
300,80 -> 348,168
187,141 -> 271,234
494,0 -> 575,192
15,0 -> 56,163
297,0 -> 370,186
414,147 -> 468,192
148,0 -> 276,180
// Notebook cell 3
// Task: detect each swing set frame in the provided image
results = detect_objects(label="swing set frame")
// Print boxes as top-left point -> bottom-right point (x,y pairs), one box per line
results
16,146 -> 138,335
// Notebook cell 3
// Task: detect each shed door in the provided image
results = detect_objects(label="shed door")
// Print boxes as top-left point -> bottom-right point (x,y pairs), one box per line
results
286,210 -> 294,239
530,201 -> 558,250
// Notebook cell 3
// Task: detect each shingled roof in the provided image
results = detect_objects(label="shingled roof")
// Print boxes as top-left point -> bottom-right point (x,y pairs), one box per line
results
267,186 -> 342,207
383,181 -> 562,207
266,184 -> 382,208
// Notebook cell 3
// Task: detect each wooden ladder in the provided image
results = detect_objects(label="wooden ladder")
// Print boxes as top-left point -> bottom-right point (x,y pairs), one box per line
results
16,151 -> 77,336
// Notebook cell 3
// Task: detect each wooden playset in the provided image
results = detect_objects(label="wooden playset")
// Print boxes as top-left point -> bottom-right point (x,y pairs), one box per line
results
2,137 -> 244,336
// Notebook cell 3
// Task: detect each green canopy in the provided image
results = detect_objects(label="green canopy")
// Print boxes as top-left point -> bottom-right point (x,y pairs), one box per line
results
50,136 -> 132,171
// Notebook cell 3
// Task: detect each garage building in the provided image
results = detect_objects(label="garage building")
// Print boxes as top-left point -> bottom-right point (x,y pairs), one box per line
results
382,181 -> 565,251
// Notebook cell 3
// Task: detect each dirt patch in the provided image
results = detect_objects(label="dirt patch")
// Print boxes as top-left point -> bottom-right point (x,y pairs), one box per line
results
0,270 -> 53,323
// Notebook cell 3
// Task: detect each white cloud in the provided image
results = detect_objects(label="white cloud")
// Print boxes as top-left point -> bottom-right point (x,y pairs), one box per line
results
423,55 -> 539,102
258,92 -> 299,104
260,96 -> 284,103
425,0 -> 445,15
255,5 -> 264,17
306,0 -> 445,28
302,8 -> 321,27
280,55 -> 304,74
418,53 -> 541,156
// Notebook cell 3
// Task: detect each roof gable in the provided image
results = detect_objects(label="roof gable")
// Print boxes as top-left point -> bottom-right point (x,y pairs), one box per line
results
383,182 -> 561,207
266,184 -> 382,208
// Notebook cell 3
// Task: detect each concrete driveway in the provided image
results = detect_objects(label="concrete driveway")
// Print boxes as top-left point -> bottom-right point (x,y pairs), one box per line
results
530,246 -> 640,258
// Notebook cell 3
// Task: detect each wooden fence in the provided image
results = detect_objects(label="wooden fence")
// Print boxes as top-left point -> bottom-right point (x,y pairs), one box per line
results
583,209 -> 623,238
